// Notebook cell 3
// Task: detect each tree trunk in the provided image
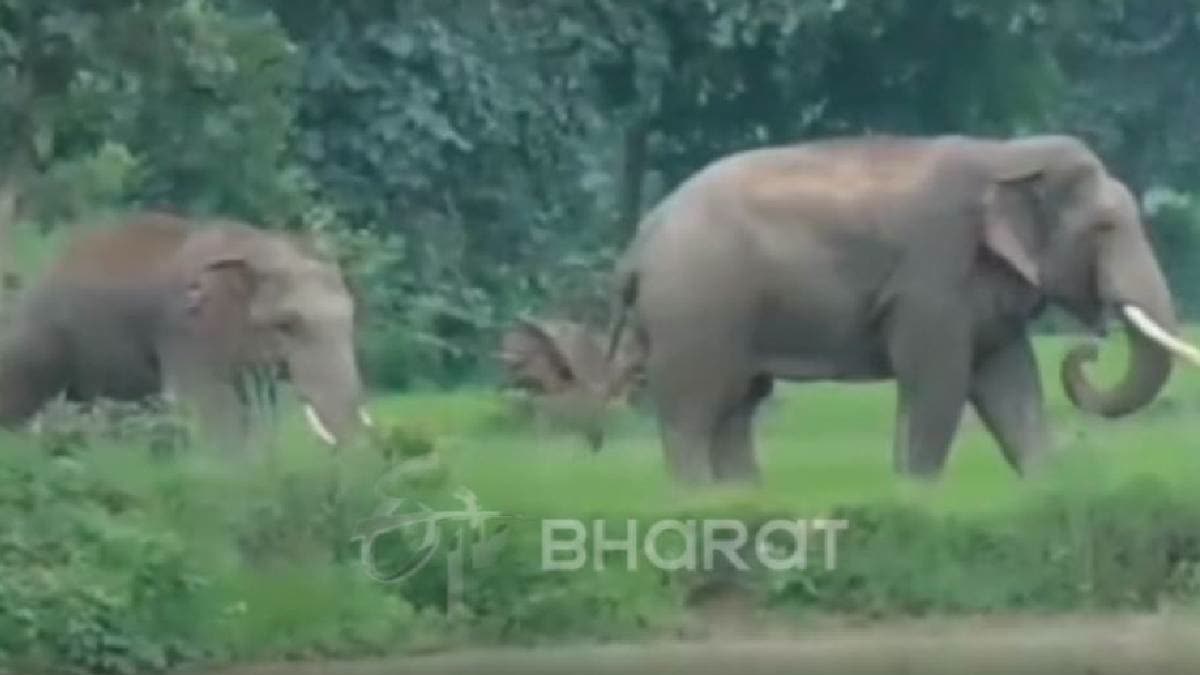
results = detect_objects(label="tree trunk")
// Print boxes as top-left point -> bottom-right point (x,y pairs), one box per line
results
0,66 -> 36,320
618,120 -> 650,240
0,170 -> 25,321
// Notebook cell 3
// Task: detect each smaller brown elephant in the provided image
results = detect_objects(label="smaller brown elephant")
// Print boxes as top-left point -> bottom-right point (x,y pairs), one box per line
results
0,212 -> 371,451
497,317 -> 641,450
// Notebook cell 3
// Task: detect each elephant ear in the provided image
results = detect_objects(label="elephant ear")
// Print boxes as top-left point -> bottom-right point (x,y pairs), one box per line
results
498,317 -> 578,394
982,165 -> 1045,288
184,254 -> 259,323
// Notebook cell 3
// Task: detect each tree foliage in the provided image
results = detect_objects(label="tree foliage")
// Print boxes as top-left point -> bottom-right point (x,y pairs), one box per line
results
3,0 -> 1200,385
0,0 -> 299,223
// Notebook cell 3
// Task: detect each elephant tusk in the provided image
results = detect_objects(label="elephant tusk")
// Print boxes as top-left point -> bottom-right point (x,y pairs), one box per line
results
1122,305 -> 1200,368
359,408 -> 375,428
303,404 -> 338,445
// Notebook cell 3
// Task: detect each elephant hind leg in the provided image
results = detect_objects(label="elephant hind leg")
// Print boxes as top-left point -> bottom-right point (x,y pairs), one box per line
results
0,329 -> 70,429
710,374 -> 773,483
658,416 -> 716,484
650,357 -> 768,484
648,366 -> 735,485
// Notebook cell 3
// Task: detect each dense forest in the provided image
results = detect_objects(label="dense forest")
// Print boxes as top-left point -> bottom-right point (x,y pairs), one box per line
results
3,0 -> 1200,387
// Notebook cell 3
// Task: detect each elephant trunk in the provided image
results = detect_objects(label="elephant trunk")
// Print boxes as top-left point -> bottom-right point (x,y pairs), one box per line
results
1061,237 -> 1199,417
1061,314 -> 1172,417
290,338 -> 369,447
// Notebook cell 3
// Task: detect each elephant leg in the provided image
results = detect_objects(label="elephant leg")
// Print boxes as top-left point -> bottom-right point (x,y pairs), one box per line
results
710,374 -> 773,483
969,335 -> 1048,476
888,305 -> 972,479
648,360 -> 733,484
651,360 -> 765,484
655,402 -> 717,484
163,354 -> 250,455
0,326 -> 70,429
195,379 -> 252,455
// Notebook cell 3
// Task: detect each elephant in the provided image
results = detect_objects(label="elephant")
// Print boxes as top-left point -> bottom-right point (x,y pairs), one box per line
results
607,134 -> 1200,484
498,316 -> 641,450
0,212 -> 372,450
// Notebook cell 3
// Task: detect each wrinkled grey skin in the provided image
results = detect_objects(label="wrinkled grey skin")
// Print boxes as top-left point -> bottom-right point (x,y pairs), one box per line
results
498,317 -> 641,450
0,212 -> 368,451
609,135 -> 1193,484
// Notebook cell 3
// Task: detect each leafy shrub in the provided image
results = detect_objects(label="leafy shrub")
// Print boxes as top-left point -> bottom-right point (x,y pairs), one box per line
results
764,477 -> 1200,616
32,398 -> 190,459
10,407 -> 1200,674
0,449 -> 208,674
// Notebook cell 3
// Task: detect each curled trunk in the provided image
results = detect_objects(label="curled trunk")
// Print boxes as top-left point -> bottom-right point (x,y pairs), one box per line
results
1061,317 -> 1172,418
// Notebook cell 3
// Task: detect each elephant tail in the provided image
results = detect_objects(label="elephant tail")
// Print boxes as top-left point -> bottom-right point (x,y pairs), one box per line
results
605,257 -> 638,364
606,201 -> 667,388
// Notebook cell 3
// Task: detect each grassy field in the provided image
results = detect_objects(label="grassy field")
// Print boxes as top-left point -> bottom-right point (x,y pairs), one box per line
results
369,331 -> 1200,519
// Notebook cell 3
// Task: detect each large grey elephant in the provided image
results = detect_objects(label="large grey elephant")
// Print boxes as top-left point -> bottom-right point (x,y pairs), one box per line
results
0,212 -> 371,450
608,134 -> 1200,483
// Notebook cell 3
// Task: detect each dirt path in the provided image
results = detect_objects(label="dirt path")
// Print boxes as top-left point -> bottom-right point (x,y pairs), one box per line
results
202,614 -> 1200,675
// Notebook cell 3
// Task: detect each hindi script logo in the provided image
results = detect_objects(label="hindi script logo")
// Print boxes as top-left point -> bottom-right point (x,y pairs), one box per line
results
354,486 -> 507,605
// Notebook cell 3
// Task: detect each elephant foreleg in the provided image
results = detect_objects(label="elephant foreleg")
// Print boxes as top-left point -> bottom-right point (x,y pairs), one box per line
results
888,304 -> 972,479
969,334 -> 1048,476
193,379 -> 251,455
163,353 -> 250,455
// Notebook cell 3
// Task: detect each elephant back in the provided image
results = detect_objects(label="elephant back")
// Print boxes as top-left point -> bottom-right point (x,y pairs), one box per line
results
44,213 -> 190,288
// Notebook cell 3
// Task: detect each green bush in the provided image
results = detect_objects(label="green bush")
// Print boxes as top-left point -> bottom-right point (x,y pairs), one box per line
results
0,449 -> 207,674
32,398 -> 190,460
764,477 -> 1200,616
8,415 -> 1200,674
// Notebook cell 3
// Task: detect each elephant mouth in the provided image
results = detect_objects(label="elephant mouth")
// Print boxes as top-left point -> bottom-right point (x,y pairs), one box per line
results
302,402 -> 375,446
1063,297 -> 1107,338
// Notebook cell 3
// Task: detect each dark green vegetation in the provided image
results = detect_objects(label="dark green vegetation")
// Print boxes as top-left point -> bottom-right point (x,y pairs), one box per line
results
4,1 -> 1200,386
3,337 -> 1200,673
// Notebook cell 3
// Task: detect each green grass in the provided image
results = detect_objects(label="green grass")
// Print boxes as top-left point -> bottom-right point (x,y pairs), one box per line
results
366,332 -> 1200,519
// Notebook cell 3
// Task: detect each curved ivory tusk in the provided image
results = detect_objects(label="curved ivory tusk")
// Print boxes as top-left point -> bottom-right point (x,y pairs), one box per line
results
1122,305 -> 1200,368
303,404 -> 338,445
359,408 -> 375,428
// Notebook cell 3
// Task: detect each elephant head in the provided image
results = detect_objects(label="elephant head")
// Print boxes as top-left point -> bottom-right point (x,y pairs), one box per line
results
497,317 -> 641,450
173,224 -> 370,446
982,135 -> 1200,417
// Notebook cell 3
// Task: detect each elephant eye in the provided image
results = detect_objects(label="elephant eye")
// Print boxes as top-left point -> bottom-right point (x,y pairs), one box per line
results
274,312 -> 303,335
